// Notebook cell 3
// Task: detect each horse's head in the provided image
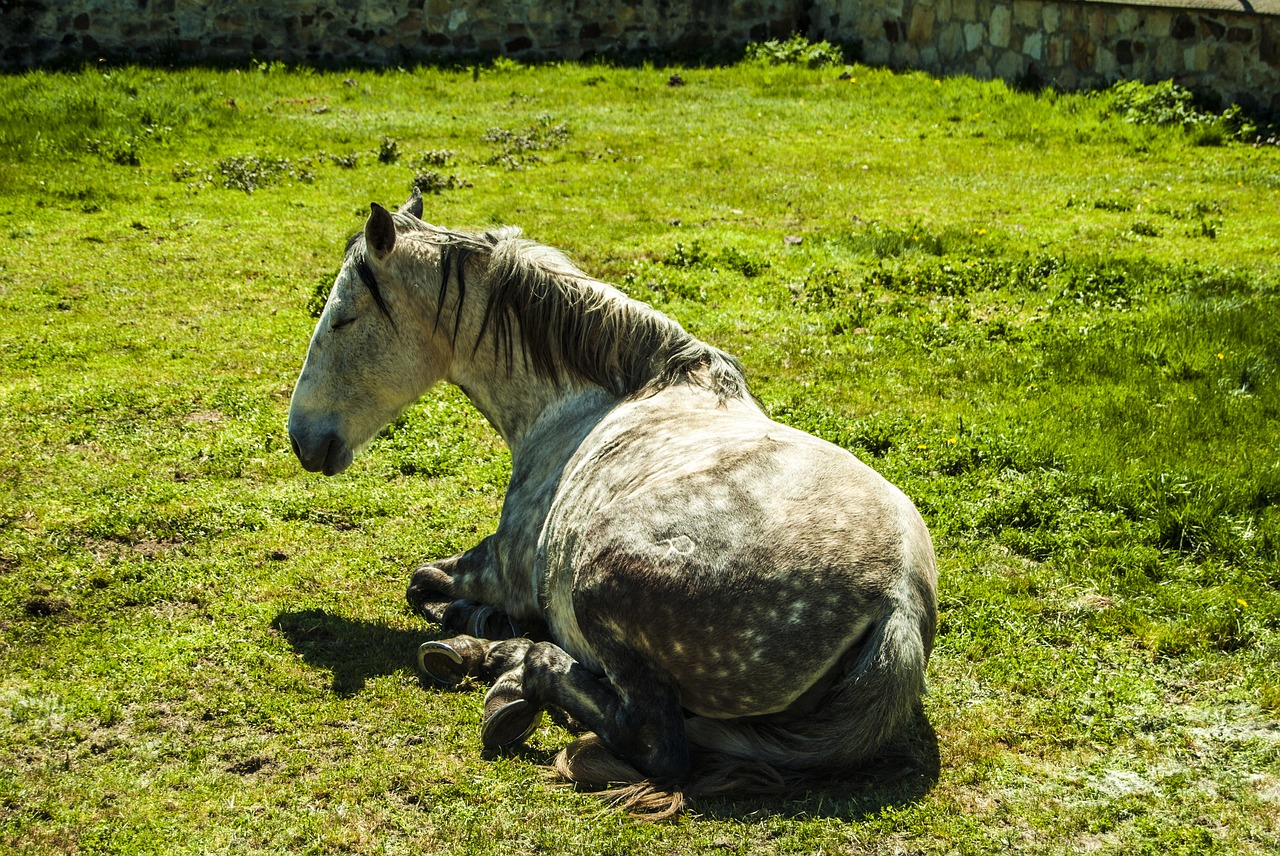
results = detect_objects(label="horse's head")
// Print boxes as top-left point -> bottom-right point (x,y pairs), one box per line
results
288,191 -> 452,475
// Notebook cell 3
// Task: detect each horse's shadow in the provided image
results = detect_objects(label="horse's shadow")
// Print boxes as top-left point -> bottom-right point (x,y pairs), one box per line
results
272,608 -> 940,820
272,608 -> 433,695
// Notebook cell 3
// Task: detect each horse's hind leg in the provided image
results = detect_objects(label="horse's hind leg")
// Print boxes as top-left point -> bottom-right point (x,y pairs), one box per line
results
482,641 -> 691,785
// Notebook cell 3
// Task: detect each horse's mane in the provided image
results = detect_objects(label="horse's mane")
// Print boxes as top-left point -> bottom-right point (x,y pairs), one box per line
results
405,222 -> 748,401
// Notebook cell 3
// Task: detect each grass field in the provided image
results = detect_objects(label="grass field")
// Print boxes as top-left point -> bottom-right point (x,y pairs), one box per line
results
1,52 -> 1278,854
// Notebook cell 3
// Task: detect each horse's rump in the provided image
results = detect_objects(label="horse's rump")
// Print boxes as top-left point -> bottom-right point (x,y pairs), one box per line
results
539,389 -> 931,724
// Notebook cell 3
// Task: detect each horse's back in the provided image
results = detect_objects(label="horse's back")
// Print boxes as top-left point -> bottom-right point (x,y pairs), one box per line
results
539,387 -> 935,719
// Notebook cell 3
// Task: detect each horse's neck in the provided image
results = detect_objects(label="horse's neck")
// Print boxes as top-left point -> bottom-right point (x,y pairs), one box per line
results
450,356 -> 613,457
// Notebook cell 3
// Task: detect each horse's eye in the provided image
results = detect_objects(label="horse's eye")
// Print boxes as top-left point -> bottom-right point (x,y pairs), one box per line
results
331,316 -> 358,331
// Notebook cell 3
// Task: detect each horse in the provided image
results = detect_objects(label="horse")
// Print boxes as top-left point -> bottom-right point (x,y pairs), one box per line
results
287,190 -> 938,815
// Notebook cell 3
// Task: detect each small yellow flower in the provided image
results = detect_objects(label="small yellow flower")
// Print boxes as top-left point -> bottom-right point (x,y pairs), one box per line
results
1217,353 -> 1225,360
1237,598 -> 1248,608
947,437 -> 958,445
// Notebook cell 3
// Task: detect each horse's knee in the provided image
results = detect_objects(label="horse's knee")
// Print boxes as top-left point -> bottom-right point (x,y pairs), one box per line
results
406,563 -> 454,614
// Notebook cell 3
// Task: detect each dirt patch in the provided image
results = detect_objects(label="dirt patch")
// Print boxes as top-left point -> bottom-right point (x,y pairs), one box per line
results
226,755 -> 272,775
23,595 -> 71,617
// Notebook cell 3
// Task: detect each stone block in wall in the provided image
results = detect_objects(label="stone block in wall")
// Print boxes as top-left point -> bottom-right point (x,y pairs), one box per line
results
935,0 -> 952,25
1198,16 -> 1226,40
397,10 -> 422,33
1171,14 -> 1195,40
176,0 -> 205,38
863,38 -> 891,65
1096,46 -> 1117,76
953,0 -> 976,20
994,49 -> 1021,79
1184,43 -> 1209,73
858,10 -> 885,42
1113,8 -> 1139,35
1022,31 -> 1041,62
908,7 -> 934,44
989,5 -> 1010,48
1264,24 -> 1280,70
1013,1 -> 1038,29
1041,4 -> 1059,32
939,21 -> 964,60
366,3 -> 396,27
964,21 -> 984,53
1045,34 -> 1064,67
1145,10 -> 1172,39
1218,43 -> 1245,77
1226,27 -> 1253,45
1070,29 -> 1093,70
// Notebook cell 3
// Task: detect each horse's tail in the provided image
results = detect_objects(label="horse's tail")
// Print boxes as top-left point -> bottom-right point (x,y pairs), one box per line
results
551,552 -> 937,818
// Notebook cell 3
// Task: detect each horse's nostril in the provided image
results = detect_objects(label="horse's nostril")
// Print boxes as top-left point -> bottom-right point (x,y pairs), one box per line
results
289,434 -> 301,459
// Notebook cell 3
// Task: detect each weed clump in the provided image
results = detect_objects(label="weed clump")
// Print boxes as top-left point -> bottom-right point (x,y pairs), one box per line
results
1105,79 -> 1256,144
215,156 -> 315,193
412,171 -> 472,194
173,155 -> 316,193
482,114 -> 570,169
744,34 -> 844,68
377,136 -> 401,164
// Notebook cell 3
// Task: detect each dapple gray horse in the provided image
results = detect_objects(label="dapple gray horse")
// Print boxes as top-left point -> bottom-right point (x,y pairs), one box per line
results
287,191 -> 937,812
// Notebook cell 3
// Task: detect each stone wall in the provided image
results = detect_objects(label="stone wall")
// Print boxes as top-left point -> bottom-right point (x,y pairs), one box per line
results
0,1 -> 803,67
1,0 -> 1276,112
810,0 -> 1280,112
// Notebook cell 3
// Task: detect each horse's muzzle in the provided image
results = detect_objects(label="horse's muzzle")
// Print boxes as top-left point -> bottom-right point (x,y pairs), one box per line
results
288,426 -> 353,476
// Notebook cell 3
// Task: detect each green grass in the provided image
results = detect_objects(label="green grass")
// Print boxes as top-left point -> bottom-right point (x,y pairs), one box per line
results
1,56 -> 1278,853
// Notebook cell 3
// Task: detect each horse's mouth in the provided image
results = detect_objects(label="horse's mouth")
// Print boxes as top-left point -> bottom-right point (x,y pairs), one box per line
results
289,430 -> 354,476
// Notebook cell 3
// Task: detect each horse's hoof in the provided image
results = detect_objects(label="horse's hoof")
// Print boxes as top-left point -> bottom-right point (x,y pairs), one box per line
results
481,698 -> 544,750
416,636 -> 486,686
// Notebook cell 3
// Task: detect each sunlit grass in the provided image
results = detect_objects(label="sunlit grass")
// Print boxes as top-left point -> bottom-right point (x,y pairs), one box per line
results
1,57 -> 1278,853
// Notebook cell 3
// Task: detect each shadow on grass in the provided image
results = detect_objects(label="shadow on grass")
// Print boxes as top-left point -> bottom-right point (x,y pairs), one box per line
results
273,608 -> 432,695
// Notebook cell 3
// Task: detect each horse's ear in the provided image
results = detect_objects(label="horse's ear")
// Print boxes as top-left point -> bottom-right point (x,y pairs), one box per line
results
365,202 -> 396,260
399,188 -> 424,219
